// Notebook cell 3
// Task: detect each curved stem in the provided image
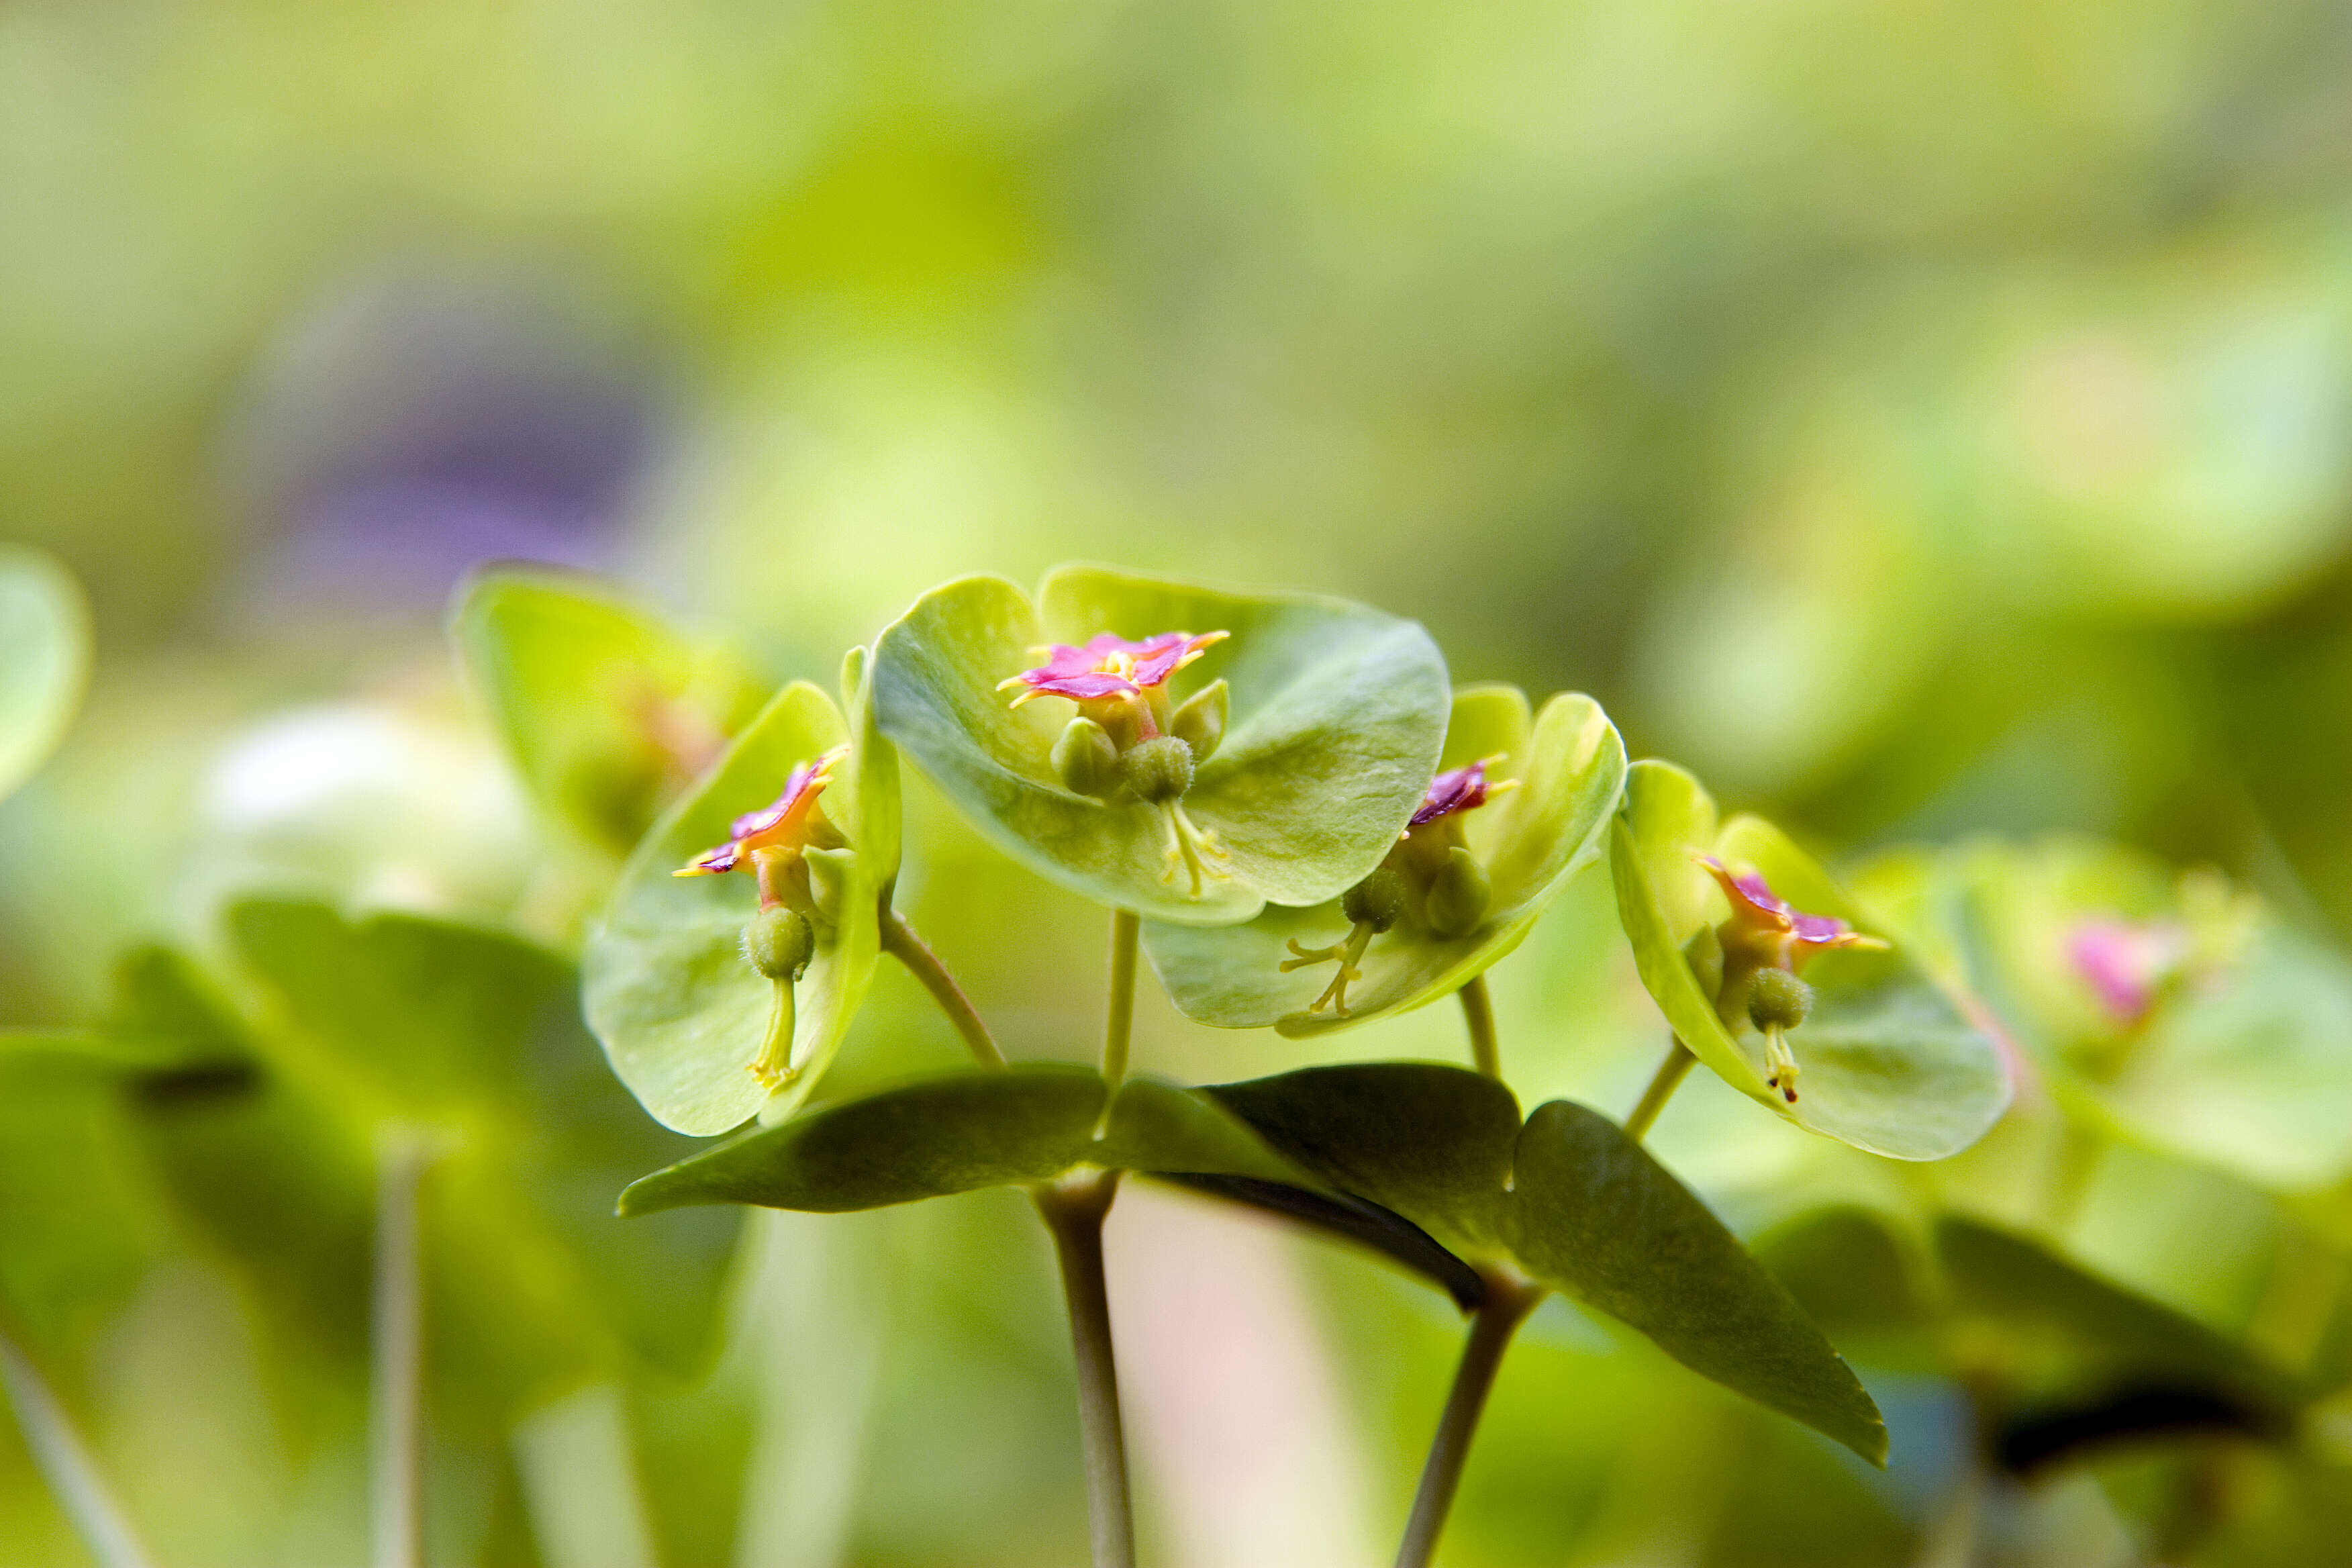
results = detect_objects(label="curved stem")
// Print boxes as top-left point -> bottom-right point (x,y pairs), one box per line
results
0,1329 -> 156,1568
1393,1271 -> 1545,1568
1458,975 -> 1500,1080
1034,1173 -> 1135,1568
879,907 -> 1006,1069
1100,909 -> 1140,1095
1623,1038 -> 1697,1142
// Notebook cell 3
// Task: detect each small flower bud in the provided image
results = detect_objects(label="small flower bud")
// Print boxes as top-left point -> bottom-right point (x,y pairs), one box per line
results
1746,967 -> 1814,1033
1425,848 -> 1491,938
1341,866 -> 1408,933
1052,716 -> 1122,797
743,906 -> 813,981
1169,679 -> 1229,764
1120,734 -> 1195,804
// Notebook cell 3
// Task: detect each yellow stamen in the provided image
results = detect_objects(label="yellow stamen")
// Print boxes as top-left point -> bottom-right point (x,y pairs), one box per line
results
1281,923 -> 1377,1016
1763,1024 -> 1799,1104
1156,801 -> 1230,898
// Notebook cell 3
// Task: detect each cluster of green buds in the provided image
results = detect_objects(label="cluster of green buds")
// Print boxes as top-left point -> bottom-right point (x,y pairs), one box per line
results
673,743 -> 852,1087
1283,759 -> 1516,1016
1003,631 -> 1232,894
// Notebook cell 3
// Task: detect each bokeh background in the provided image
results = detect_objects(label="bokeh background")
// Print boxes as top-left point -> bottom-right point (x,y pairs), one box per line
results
11,1 -> 2352,1563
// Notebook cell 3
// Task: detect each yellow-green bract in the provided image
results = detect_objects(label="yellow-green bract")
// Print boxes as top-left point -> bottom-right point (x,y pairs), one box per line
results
583,652 -> 899,1136
1143,685 -> 1626,1034
869,564 -> 1450,925
0,545 -> 91,805
1611,759 -> 2012,1160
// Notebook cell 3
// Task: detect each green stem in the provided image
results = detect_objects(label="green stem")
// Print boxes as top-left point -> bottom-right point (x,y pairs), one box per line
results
0,1328 -> 157,1568
1623,1038 -> 1697,1142
1100,909 -> 1139,1095
879,907 -> 1006,1069
1393,1271 -> 1545,1568
1458,975 -> 1500,1080
1034,1173 -> 1135,1568
373,1136 -> 428,1568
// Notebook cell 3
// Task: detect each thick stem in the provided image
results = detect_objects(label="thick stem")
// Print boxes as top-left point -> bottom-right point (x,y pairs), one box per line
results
1100,909 -> 1140,1095
0,1328 -> 157,1568
373,1136 -> 429,1568
1458,975 -> 1500,1080
1623,1038 -> 1698,1142
879,907 -> 1006,1069
1393,1271 -> 1545,1568
1034,1173 -> 1135,1568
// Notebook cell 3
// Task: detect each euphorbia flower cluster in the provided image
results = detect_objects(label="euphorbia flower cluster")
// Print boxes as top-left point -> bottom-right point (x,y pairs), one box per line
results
1694,855 -> 1883,1101
1283,758 -> 1516,1016
674,742 -> 852,1087
1003,629 -> 1234,895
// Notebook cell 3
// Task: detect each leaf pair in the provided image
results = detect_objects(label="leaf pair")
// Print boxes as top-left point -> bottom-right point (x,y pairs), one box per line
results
625,1060 -> 1889,1465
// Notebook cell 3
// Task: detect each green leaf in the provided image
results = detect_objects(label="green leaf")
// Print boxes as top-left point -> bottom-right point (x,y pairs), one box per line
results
1510,1101 -> 1889,1464
618,1063 -> 1312,1216
871,566 -> 1449,924
217,902 -> 742,1383
1192,1063 -> 1887,1461
1610,760 -> 2011,1160
1199,1063 -> 1522,1253
583,679 -> 891,1134
0,1051 -> 166,1374
452,565 -> 763,860
0,544 -> 91,803
1143,686 -> 1626,1034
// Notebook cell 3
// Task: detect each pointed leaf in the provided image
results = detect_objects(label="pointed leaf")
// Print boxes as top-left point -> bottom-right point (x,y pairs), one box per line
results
583,681 -> 887,1134
618,1064 -> 1312,1216
1191,1063 -> 1886,1459
1510,1101 -> 1887,1463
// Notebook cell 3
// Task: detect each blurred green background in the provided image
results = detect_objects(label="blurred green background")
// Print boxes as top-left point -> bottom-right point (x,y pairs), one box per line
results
10,0 -> 2352,1563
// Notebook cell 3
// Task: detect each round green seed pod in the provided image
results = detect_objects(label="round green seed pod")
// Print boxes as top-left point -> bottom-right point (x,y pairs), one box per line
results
1424,847 -> 1491,938
1341,865 -> 1409,933
1746,967 -> 1814,1032
1052,716 -> 1121,797
1120,734 -> 1195,803
1169,679 -> 1229,764
743,906 -> 814,981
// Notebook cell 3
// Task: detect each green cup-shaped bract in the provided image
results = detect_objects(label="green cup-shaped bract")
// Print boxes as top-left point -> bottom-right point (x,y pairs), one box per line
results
1863,835 -> 2352,1193
584,652 -> 900,1135
452,566 -> 764,861
1611,759 -> 2011,1160
870,565 -> 1449,925
1144,685 -> 1626,1034
0,544 -> 91,805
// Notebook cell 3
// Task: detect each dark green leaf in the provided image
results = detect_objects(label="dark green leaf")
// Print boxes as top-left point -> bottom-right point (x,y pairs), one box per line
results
1193,1062 -> 1887,1461
619,1063 -> 1312,1216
